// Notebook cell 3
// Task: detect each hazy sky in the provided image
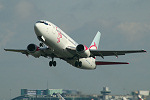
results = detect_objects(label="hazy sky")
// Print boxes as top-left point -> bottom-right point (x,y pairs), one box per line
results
0,0 -> 150,100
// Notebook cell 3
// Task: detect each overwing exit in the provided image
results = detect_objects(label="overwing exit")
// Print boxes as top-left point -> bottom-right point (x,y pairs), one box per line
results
4,20 -> 146,70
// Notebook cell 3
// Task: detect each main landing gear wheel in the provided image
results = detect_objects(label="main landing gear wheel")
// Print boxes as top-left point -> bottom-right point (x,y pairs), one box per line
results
79,61 -> 82,67
75,61 -> 82,67
49,57 -> 56,67
53,61 -> 56,66
49,61 -> 56,67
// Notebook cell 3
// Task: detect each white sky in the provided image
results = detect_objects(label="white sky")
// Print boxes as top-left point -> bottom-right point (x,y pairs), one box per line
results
0,0 -> 150,100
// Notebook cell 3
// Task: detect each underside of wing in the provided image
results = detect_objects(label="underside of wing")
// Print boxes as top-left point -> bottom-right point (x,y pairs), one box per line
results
96,61 -> 129,65
66,46 -> 76,55
90,50 -> 146,58
4,47 -> 57,58
4,49 -> 28,54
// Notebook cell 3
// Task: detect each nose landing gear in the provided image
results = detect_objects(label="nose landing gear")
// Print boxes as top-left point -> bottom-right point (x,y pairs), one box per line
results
39,43 -> 44,47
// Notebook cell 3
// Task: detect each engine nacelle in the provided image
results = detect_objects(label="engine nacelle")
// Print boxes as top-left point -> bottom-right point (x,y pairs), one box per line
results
27,44 -> 39,53
27,44 -> 41,58
76,44 -> 90,58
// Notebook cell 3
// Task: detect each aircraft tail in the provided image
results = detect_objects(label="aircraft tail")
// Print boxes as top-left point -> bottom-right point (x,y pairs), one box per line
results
89,31 -> 101,50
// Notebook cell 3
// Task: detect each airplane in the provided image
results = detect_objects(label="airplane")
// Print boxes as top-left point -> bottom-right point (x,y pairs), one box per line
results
4,20 -> 146,70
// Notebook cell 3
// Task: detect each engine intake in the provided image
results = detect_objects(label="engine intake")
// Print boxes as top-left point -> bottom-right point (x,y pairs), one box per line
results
76,44 -> 90,58
76,44 -> 85,52
27,44 -> 39,53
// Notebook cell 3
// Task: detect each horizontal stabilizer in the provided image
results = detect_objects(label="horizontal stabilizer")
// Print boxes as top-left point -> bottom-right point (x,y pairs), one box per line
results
96,61 -> 129,65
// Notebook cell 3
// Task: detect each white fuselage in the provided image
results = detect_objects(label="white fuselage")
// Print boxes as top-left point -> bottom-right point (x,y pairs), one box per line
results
34,20 -> 96,69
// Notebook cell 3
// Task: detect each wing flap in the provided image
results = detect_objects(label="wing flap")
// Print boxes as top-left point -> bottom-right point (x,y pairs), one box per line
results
96,61 -> 129,65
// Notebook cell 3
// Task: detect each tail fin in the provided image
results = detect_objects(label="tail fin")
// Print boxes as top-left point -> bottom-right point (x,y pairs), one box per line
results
89,31 -> 101,50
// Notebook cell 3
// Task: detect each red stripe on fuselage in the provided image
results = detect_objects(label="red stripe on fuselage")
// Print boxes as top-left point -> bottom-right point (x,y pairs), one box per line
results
96,61 -> 129,65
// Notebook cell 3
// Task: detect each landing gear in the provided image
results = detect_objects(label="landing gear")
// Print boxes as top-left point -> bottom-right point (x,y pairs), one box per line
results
39,43 -> 44,47
49,61 -> 53,66
49,57 -> 56,67
79,61 -> 82,67
49,61 -> 56,67
53,61 -> 56,66
75,61 -> 78,67
75,61 -> 82,67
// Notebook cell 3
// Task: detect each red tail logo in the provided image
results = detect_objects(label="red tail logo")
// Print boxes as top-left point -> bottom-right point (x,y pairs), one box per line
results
89,42 -> 97,50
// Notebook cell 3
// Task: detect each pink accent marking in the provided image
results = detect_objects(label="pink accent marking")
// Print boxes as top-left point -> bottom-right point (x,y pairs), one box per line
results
144,50 -> 147,52
89,42 -> 97,50
84,45 -> 89,50
36,46 -> 40,51
56,27 -> 62,43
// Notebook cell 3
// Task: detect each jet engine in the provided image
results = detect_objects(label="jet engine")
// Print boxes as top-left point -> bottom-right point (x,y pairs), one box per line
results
76,44 -> 90,58
27,44 -> 41,57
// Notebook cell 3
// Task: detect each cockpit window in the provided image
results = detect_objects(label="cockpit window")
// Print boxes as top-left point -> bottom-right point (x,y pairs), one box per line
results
44,22 -> 48,25
36,21 -> 44,23
36,21 -> 48,25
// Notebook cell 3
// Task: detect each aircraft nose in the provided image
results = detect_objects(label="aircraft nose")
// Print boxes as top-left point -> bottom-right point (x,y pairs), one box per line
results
34,23 -> 42,36
34,23 -> 40,32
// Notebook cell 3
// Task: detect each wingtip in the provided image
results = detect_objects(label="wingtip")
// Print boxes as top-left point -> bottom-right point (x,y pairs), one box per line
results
122,62 -> 129,64
144,50 -> 147,53
142,49 -> 147,52
4,48 -> 10,51
4,48 -> 7,51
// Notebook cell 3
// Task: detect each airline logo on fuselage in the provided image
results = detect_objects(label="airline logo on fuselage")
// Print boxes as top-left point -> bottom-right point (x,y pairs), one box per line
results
56,27 -> 62,43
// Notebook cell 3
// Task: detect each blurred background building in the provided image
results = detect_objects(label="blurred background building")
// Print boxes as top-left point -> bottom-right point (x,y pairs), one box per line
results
12,87 -> 150,100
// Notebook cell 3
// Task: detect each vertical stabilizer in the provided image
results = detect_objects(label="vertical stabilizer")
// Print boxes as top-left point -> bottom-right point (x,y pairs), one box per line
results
89,31 -> 101,50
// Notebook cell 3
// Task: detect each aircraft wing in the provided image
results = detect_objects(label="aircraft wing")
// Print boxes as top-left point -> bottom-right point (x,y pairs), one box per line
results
66,46 -> 146,58
4,49 -> 28,55
4,47 -> 57,58
90,49 -> 146,58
